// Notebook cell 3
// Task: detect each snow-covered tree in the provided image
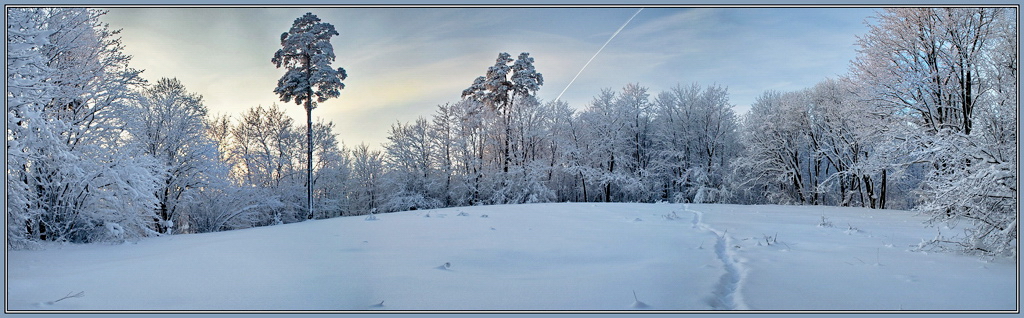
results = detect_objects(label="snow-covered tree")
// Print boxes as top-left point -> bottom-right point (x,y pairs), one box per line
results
495,96 -> 557,204
569,89 -> 619,202
914,130 -> 1016,256
309,120 -> 349,219
216,104 -> 348,224
910,9 -> 1017,255
851,7 -> 1016,255
736,82 -> 886,207
129,78 -> 223,234
228,104 -> 304,224
7,8 -> 59,248
807,79 -> 870,207
7,8 -> 159,244
463,52 -> 515,113
650,83 -> 741,203
383,117 -> 443,212
510,52 -> 544,99
735,90 -> 812,205
542,99 -> 580,202
185,186 -> 271,233
570,84 -> 664,203
852,8 -> 1003,135
272,12 -> 348,219
450,99 -> 492,205
206,113 -> 235,164
615,83 -> 656,202
800,78 -> 917,209
229,104 -> 301,188
461,52 -> 544,178
349,144 -> 386,215
429,103 -> 460,206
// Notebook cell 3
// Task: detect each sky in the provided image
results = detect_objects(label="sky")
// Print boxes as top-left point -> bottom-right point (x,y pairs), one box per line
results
100,6 -> 877,148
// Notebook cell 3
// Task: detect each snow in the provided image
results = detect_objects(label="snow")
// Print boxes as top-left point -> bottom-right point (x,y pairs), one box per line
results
6,203 -> 1016,311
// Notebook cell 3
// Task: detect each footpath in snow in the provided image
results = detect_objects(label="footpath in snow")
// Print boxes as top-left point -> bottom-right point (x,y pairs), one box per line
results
687,205 -> 748,310
6,203 -> 1016,311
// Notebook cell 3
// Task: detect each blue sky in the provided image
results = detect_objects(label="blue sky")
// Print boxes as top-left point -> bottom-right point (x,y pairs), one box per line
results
100,7 -> 877,148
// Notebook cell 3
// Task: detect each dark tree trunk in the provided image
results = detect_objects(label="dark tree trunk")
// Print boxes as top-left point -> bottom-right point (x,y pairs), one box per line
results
580,172 -> 588,202
792,150 -> 806,204
879,169 -> 888,209
863,174 -> 875,209
304,54 -> 315,220
606,153 -> 614,203
306,102 -> 313,219
159,183 -> 171,233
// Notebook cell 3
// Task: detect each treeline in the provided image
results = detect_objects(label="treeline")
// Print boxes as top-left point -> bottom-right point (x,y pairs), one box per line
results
6,8 -> 1016,256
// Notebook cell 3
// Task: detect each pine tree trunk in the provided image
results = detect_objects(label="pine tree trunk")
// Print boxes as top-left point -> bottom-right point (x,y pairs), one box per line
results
305,54 -> 314,220
306,104 -> 313,219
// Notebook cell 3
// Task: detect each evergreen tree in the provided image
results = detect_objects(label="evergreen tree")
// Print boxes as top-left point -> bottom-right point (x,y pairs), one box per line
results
272,12 -> 347,219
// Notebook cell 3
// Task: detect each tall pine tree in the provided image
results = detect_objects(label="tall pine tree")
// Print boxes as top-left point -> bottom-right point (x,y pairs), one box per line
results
272,12 -> 347,219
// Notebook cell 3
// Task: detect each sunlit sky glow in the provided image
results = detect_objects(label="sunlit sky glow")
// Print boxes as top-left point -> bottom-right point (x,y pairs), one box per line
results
100,6 -> 877,148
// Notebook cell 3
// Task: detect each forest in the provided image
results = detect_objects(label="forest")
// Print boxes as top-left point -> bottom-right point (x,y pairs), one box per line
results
6,7 -> 1017,256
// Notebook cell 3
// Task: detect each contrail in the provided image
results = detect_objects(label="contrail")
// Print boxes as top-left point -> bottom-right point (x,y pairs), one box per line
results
554,7 -> 643,102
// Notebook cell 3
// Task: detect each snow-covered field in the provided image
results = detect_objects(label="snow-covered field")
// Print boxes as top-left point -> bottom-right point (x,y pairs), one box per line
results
6,203 -> 1016,312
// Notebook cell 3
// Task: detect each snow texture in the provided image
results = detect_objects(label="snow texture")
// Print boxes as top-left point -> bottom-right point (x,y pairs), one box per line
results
7,203 -> 1015,311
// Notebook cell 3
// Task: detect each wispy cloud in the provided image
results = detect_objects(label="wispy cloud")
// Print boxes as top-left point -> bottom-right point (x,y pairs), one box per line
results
603,8 -> 874,112
102,7 -> 874,147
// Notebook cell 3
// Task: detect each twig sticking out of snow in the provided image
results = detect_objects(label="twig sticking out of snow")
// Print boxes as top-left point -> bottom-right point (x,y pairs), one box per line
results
818,214 -> 834,228
845,223 -> 862,234
631,290 -> 650,308
46,291 -> 84,305
762,233 -> 778,246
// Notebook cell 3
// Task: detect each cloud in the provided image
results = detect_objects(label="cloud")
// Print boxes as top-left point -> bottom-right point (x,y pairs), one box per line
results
101,7 -> 874,147
602,8 -> 873,113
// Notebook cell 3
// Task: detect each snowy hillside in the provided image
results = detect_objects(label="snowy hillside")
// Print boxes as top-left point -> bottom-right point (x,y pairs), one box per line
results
6,203 -> 1016,311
